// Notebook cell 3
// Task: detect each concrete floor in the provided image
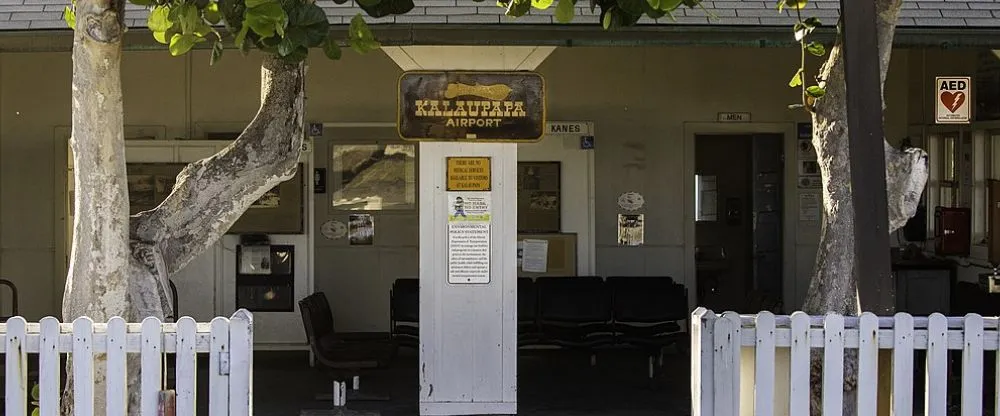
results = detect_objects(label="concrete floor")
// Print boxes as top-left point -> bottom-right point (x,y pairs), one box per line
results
246,347 -> 691,416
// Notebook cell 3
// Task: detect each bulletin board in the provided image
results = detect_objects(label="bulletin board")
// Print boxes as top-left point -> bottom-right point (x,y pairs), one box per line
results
517,232 -> 577,278
126,162 -> 305,234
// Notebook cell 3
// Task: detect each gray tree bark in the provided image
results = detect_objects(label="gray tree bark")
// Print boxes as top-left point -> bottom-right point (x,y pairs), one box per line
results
801,0 -> 928,414
63,0 -> 305,409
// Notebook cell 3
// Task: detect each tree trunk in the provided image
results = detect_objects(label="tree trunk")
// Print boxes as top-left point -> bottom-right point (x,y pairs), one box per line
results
63,1 -> 305,406
801,0 -> 928,414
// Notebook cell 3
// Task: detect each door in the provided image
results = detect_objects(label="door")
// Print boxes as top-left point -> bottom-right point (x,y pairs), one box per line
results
695,134 -> 784,312
695,135 -> 753,312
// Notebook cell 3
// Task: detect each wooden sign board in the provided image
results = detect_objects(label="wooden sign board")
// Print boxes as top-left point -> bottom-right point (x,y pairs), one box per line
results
936,76 -> 971,124
397,71 -> 546,142
447,157 -> 492,191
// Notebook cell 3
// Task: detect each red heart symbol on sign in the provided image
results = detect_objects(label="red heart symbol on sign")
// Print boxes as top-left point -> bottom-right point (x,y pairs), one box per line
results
941,91 -> 966,113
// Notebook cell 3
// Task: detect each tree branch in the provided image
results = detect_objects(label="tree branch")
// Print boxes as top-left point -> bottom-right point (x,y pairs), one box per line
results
130,55 -> 305,275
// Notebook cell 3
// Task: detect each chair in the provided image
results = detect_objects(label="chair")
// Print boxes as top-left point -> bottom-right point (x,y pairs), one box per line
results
608,276 -> 689,379
517,277 -> 542,346
389,278 -> 419,348
536,276 -> 614,349
299,292 -> 396,404
0,279 -> 18,322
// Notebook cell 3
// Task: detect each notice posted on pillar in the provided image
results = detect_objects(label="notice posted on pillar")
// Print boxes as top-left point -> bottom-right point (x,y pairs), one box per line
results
447,192 -> 491,284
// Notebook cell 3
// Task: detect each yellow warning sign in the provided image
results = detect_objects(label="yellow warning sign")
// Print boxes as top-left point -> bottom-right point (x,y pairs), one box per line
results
447,157 -> 492,191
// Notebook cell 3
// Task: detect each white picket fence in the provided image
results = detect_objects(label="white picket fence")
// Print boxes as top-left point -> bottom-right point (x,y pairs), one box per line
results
691,307 -> 1000,416
2,309 -> 253,415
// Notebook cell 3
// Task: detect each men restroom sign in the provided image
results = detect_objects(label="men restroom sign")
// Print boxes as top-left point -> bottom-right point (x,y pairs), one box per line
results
936,76 -> 971,124
397,71 -> 546,141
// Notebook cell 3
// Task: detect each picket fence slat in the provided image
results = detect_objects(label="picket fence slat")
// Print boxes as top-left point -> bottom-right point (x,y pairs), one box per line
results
857,313 -> 878,416
892,313 -> 914,416
0,310 -> 253,416
691,308 -> 716,416
6,317 -> 27,416
229,309 -> 254,416
39,317 -> 61,416
822,314 -> 844,416
210,316 -> 231,416
926,313 -> 948,416
141,317 -> 163,416
177,317 -> 199,416
788,312 -> 810,416
73,317 -> 95,416
754,311 -> 775,416
107,317 -> 128,415
961,314 -> 984,416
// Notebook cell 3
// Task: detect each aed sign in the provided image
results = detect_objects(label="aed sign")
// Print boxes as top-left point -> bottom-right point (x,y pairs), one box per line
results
936,76 -> 971,124
446,157 -> 492,191
397,71 -> 546,142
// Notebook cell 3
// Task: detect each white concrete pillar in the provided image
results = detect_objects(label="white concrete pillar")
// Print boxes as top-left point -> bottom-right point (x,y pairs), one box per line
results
384,46 -> 554,416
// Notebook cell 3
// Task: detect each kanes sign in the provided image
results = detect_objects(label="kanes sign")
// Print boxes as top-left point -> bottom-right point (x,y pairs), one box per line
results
936,76 -> 971,124
397,71 -> 546,142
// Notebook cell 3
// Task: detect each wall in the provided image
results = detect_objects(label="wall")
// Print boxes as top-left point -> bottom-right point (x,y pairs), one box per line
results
0,44 -> 977,333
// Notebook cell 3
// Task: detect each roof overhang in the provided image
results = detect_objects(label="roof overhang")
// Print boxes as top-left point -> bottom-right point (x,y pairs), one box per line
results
0,24 -> 998,53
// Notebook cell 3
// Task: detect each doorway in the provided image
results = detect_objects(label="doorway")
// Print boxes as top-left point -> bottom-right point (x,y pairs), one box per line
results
695,133 -> 784,313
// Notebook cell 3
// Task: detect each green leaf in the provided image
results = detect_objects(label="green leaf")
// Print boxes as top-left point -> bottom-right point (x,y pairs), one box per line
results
31,384 -> 39,401
147,6 -> 172,32
245,0 -> 274,8
62,6 -> 75,29
777,0 -> 806,11
169,33 -> 201,56
555,0 -> 574,22
348,14 -> 380,53
793,22 -> 814,41
803,16 -> 821,27
179,4 -> 200,34
601,7 -> 622,30
357,0 -> 381,7
323,37 -> 342,60
788,68 -> 803,87
806,41 -> 825,56
210,40 -> 223,65
204,2 -> 222,24
505,0 -> 531,16
658,0 -> 682,11
805,85 -> 826,98
129,0 -> 154,5
281,46 -> 309,63
31,409 -> 39,416
289,3 -> 329,46
646,0 -> 660,10
531,0 -> 553,9
245,2 -> 287,38
234,25 -> 249,49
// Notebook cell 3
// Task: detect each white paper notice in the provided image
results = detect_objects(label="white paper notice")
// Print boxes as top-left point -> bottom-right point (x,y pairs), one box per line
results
521,239 -> 548,273
448,192 -> 491,284
798,193 -> 821,222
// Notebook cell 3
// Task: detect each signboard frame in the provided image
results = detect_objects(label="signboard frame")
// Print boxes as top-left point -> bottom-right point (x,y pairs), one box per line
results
446,156 -> 492,192
396,70 -> 547,142
935,76 -> 972,124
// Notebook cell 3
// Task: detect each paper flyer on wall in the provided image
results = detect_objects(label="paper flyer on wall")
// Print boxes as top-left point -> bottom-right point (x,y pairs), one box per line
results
521,239 -> 548,273
447,192 -> 491,284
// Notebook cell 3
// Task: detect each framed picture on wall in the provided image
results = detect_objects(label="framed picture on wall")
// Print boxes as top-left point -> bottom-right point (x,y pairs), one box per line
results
125,162 -> 305,234
517,161 -> 561,233
330,143 -> 417,211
